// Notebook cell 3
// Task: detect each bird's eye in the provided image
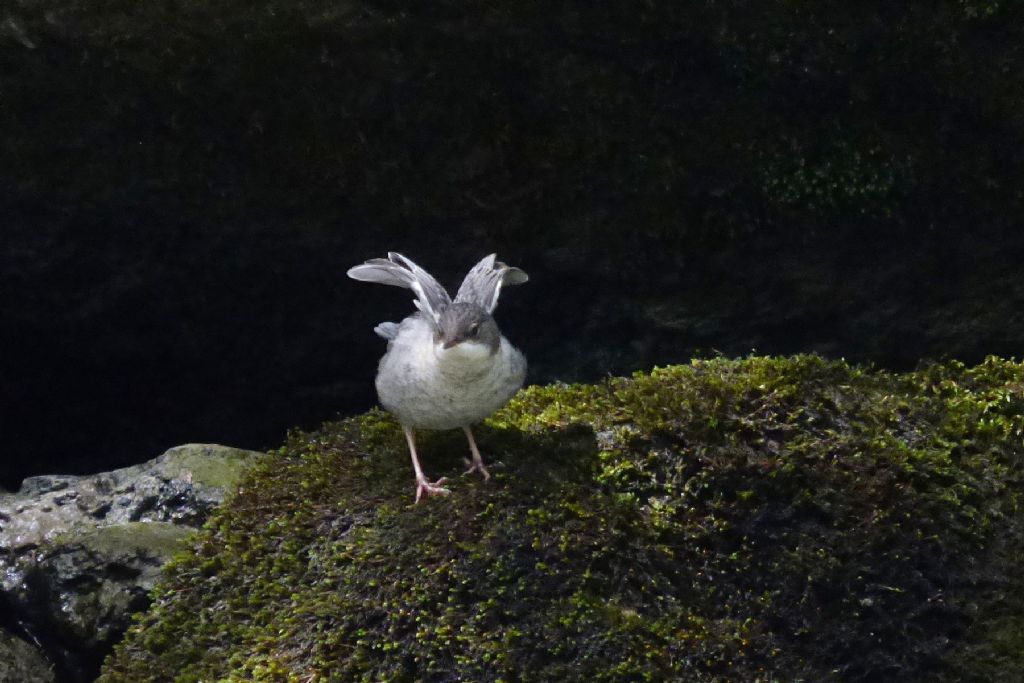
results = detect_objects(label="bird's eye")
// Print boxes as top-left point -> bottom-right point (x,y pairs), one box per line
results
468,323 -> 479,337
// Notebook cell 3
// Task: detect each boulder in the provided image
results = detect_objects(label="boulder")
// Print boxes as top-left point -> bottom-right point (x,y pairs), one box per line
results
98,358 -> 1024,682
0,444 -> 263,682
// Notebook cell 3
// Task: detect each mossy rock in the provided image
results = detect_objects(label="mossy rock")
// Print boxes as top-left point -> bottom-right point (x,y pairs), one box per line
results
99,355 -> 1024,682
154,444 -> 265,492
52,522 -> 193,563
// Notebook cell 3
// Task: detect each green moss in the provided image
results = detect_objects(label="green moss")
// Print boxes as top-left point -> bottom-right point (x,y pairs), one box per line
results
56,522 -> 193,558
158,445 -> 265,491
99,355 -> 1024,682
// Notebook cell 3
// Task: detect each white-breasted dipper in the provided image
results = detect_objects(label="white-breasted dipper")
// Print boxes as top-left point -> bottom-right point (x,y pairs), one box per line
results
348,252 -> 528,502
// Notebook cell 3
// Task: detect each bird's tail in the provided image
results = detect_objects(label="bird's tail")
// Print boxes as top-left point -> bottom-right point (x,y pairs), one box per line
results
347,252 -> 452,322
454,254 -> 528,314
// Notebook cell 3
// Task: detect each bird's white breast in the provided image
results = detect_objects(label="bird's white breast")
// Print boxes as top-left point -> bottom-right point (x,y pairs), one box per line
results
374,314 -> 526,430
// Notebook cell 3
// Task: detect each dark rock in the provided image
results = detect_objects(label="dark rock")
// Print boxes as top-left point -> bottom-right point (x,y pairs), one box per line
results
0,628 -> 55,683
0,444 -> 263,682
5,0 -> 1024,491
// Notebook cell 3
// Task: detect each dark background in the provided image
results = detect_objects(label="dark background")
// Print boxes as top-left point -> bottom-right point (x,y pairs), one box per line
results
3,1 -> 1023,489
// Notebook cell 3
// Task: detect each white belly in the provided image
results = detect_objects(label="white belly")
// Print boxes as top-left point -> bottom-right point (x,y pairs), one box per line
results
374,314 -> 526,430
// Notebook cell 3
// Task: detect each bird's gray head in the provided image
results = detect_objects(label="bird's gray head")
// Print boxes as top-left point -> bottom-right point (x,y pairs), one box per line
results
434,302 -> 500,356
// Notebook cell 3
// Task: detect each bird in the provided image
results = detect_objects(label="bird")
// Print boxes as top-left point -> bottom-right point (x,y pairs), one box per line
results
347,252 -> 528,502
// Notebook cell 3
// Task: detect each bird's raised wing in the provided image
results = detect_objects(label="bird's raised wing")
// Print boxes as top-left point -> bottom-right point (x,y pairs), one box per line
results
347,252 -> 452,323
453,253 -> 528,314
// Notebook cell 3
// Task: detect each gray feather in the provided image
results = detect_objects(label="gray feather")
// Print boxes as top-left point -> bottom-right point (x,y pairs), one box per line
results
454,253 -> 529,314
347,252 -> 452,322
373,321 -> 400,340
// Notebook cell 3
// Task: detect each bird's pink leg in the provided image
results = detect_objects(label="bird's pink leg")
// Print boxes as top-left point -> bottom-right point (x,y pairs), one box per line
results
403,425 -> 449,503
462,426 -> 491,481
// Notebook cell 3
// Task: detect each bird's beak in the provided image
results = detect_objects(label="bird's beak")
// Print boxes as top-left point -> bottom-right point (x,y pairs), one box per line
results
442,337 -> 461,349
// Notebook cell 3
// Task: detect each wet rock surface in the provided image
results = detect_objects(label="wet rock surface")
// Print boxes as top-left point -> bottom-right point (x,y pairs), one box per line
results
0,444 -> 263,682
0,627 -> 56,683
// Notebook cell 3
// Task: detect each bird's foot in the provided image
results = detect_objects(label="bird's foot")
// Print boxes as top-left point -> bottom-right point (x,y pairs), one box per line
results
415,477 -> 450,503
463,458 -> 491,481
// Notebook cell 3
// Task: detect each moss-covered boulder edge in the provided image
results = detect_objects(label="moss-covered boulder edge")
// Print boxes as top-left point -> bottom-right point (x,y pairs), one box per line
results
100,355 -> 1024,682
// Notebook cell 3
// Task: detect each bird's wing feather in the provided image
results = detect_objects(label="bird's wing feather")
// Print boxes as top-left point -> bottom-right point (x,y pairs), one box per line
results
373,321 -> 400,340
454,253 -> 528,314
347,252 -> 451,323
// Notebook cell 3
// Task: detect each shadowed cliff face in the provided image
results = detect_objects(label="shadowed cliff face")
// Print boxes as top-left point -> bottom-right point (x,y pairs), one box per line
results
5,230 -> 1022,490
4,1 -> 1024,487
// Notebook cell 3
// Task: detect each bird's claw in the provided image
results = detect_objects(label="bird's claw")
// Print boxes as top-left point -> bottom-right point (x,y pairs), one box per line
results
463,458 -> 491,481
415,477 -> 450,503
